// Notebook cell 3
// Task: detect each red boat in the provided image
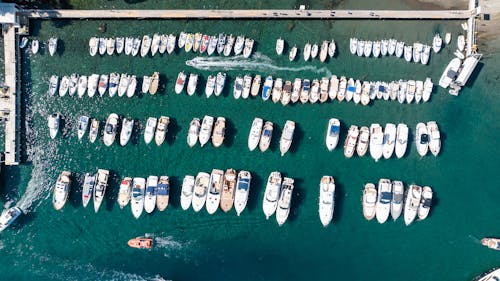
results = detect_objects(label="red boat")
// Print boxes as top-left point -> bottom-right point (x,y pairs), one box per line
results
127,237 -> 153,249
200,35 -> 209,54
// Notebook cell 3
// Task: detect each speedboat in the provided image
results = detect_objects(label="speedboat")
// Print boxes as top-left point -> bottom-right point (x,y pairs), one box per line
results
141,75 -> 151,94
149,72 -> 159,95
438,58 -> 461,88
53,171 -> 71,210
362,183 -> 377,220
150,33 -> 161,56
318,176 -> 335,227
77,75 -> 88,98
167,34 -> 176,54
433,34 -> 442,53
291,78 -> 302,103
391,181 -> 404,220
180,175 -> 195,211
372,41 -> 381,58
398,80 -> 407,104
276,38 -> 284,55
311,43 -> 319,59
106,37 -> 115,56
175,72 -> 187,94
356,126 -> 370,157
325,118 -> 340,151
220,169 -> 237,212
344,125 -> 359,158
211,117 -> 226,148
120,118 -> 134,146
98,74 -> 108,97
68,74 -> 78,96
280,120 -> 295,156
319,77 -> 329,103
415,80 -> 424,103
118,73 -> 129,97
207,35 -> 218,56
445,33 -> 451,44
48,113 -> 60,139
154,116 -> 169,146
48,37 -> 58,56
404,45 -> 413,62
93,169 -> 109,213
404,185 -> 422,225
457,34 -> 465,52
233,35 -> 245,55
369,124 -> 384,162
140,35 -> 151,57
156,176 -> 170,211
215,72 -> 226,96
349,38 -> 358,55
299,79 -> 310,104
262,171 -> 282,219
144,176 -> 158,214
193,33 -> 202,52
412,43 -> 422,63
281,80 -> 292,105
187,73 -> 198,96
427,121 -> 441,156
144,117 -> 157,145
261,76 -> 273,101
337,76 -> 347,102
380,39 -> 388,56
131,38 -> 141,56
223,34 -> 234,56
88,119 -> 99,143
345,78 -> 355,102
319,41 -> 328,62
200,34 -> 209,54
395,41 -> 404,58
116,37 -> 124,54
77,115 -> 89,140
356,40 -> 365,57
184,33 -> 194,52
124,37 -> 133,55
87,74 -> 99,98
242,74 -> 252,99
158,34 -> 168,54
289,45 -> 297,61
364,40 -> 372,57
178,32 -> 187,49
309,79 -> 320,103
103,113 -> 119,146
192,172 -> 210,212
376,178 -> 392,224
481,239 -> 500,251
216,33 -> 226,55
382,123 -> 396,159
415,122 -> 429,157
98,38 -> 106,55
206,169 -> 224,214
234,170 -> 251,216
131,177 -> 146,219
48,75 -> 58,96
199,115 -> 214,147
328,75 -> 339,100
108,72 -> 120,97
58,75 -> 69,97
418,186 -> 433,220
388,39 -> 397,56
128,237 -> 153,249
390,81 -> 399,101
0,206 -> 23,232
271,77 -> 283,103
248,117 -> 263,151
126,75 -> 137,97
89,37 -> 98,56
187,118 -> 201,147
251,75 -> 262,97
117,177 -> 132,209
276,177 -> 294,226
328,40 -> 336,57
259,121 -> 273,152
205,75 -> 216,98
421,45 -> 430,65
395,123 -> 408,158
82,173 -> 96,208
303,42 -> 311,61
422,78 -> 433,102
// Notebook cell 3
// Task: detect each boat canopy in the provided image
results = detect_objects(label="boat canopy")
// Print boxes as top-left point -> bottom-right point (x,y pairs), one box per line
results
380,192 -> 393,203
329,125 -> 339,135
237,179 -> 249,190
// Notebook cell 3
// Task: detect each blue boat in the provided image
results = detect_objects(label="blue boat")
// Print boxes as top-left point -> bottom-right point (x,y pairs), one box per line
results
261,76 -> 273,101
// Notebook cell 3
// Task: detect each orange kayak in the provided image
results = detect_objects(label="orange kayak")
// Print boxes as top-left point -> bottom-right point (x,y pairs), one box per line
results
127,237 -> 153,249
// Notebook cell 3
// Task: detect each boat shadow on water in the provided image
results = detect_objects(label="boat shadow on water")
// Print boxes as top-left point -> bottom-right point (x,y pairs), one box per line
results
68,172 -> 84,208
166,117 -> 180,146
246,171 -> 263,211
332,180 -> 344,223
130,119 -> 143,146
223,118 -> 237,148
104,171 -> 120,211
289,122 -> 304,154
269,123 -> 280,152
288,178 -> 305,224
167,175 -> 181,209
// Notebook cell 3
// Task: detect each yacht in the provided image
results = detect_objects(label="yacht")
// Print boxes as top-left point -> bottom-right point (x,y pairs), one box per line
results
98,37 -> 106,55
319,77 -> 329,103
415,122 -> 429,157
311,43 -> 319,59
248,117 -> 263,151
445,33 -> 451,44
77,115 -> 89,140
412,43 -> 422,63
291,78 -> 302,103
93,169 -> 109,213
220,169 -> 237,212
116,37 -> 124,54
82,173 -> 96,208
187,117 -> 201,147
395,123 -> 408,158
299,79 -> 310,104
398,80 -> 407,104
180,175 -> 195,211
234,170 -> 251,216
205,75 -> 216,98
178,32 -> 187,49
271,77 -> 283,103
422,78 -> 433,102
303,42 -> 311,61
391,181 -> 404,220
126,75 -> 136,97
415,80 -> 424,103
259,121 -> 273,152
369,124 -> 384,162
243,38 -> 254,58
276,38 -> 285,55
48,75 -> 58,96
328,40 -> 336,57
87,74 -> 99,98
481,239 -> 500,251
223,34 -> 235,56
349,38 -> 358,55
457,34 -> 465,51
427,121 -> 441,156
141,75 -> 151,94
406,79 -> 416,104
395,41 -> 404,58
309,79 -> 320,103
390,80 -> 399,101
158,34 -> 168,54
362,183 -> 377,220
325,118 -> 340,151
156,176 -> 170,211
344,125 -> 359,158
149,72 -> 159,95
404,185 -> 422,225
281,80 -> 292,105
276,177 -> 294,226
328,75 -> 339,100
216,33 -> 226,55
211,117 -> 226,148
167,34 -> 176,54
59,75 -> 69,97
154,116 -> 169,146
0,206 -> 23,232
108,72 -> 120,97
200,34 -> 209,54
131,177 -> 146,219
376,179 -> 392,224
214,72 -> 226,96
207,35 -> 218,56
356,126 -> 370,157
144,117 -> 157,145
192,172 -> 210,212
140,35 -> 151,57
242,75 -> 252,99
199,115 -> 214,147
53,171 -> 71,210
106,37 -> 115,56
48,113 -> 60,139
372,41 -> 381,57
131,38 -> 141,56
337,76 -> 347,102
175,71 -> 187,94
289,45 -> 297,61
120,118 -> 134,146
364,40 -> 372,57
418,186 -> 433,220
318,176 -> 335,227
319,41 -> 328,62
103,113 -> 119,146
124,37 -> 133,55
388,39 -> 397,56
89,37 -> 98,56
251,75 -> 262,97
193,33 -> 202,53
382,123 -> 396,159
262,172 -> 282,220
187,73 -> 198,96
280,120 -> 295,156
433,34 -> 442,53
380,39 -> 388,56
48,37 -> 58,56
438,58 -> 462,88
206,169 -> 224,214
356,40 -> 365,57
421,45 -> 430,65
88,119 -> 99,143
68,74 -> 78,96
117,177 -> 132,209
150,33 -> 160,56
345,78 -> 355,102
262,75 -> 273,101
117,74 -> 129,97
98,74 -> 108,97
184,33 -> 194,52
404,45 -> 413,62
144,176 -> 158,214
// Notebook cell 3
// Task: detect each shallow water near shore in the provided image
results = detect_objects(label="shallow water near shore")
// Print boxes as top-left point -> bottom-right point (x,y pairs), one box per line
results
1,0 -> 500,280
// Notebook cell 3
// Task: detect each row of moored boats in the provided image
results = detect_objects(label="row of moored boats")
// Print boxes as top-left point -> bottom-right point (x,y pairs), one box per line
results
275,38 -> 337,62
20,37 -> 57,56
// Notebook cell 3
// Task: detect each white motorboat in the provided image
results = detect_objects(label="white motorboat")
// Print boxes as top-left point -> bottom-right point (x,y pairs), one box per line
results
117,177 -> 132,209
212,117 -> 226,148
289,45 -> 297,61
144,176 -> 158,214
116,37 -> 124,54
140,35 -> 151,57
262,75 -> 273,101
205,75 -> 216,98
206,169 -> 224,214
47,75 -> 58,96
48,37 -> 58,56
415,80 -> 424,103
158,34 -> 168,54
319,77 -> 329,103
328,75 -> 338,100
150,33 -> 161,56
337,76 -> 347,102
248,117 -> 263,151
319,41 -> 328,62
418,186 -> 433,220
281,80 -> 292,105
390,81 -> 399,101
251,75 -> 262,97
404,45 -> 413,62
262,171 -> 282,219
118,73 -> 129,97
216,33 -> 226,55
58,75 -> 69,97
349,38 -> 358,55
364,40 -> 372,57
180,175 -> 195,211
259,121 -> 273,152
93,169 -> 109,213
395,123 -> 408,158
124,37 -> 133,55
290,77 -> 301,103
395,41 -> 404,58
98,74 -> 108,97
433,33 -> 442,53
382,123 -> 396,159
325,118 -> 340,151
187,117 -> 201,147
422,78 -> 433,102
106,37 -> 115,56
87,74 -> 99,98
311,43 -> 319,59
156,176 -> 170,211
144,117 -> 157,145
362,183 -> 377,220
77,75 -> 87,98
404,185 -> 422,225
391,181 -> 404,220
126,75 -> 137,98
88,119 -> 99,143
103,113 -> 119,146
439,58 -> 462,88
280,120 -> 295,156
175,71 -> 187,94
388,39 -> 397,56
48,113 -> 60,139
369,124 -> 384,162
178,32 -> 187,49
345,78 -> 355,102
415,122 -> 429,157
412,43 -> 422,63
234,35 -> 245,55
108,72 -> 120,97
328,40 -> 336,57
131,38 -> 141,56
207,35 -> 218,56
131,177 -> 146,219
187,73 -> 198,96
276,38 -> 284,55
421,45 -> 430,65
220,169 -> 237,212
474,268 -> 500,281
309,79 -> 320,103
185,33 -> 195,52
82,173 -> 96,208
199,115 -> 214,147
234,170 -> 251,216
155,116 -> 170,146
192,172 -> 210,212
372,41 -> 381,58
376,178 -> 392,224
380,39 -> 388,56
318,176 -> 335,227
445,33 -> 451,44
276,177 -> 294,226
398,80 -> 407,104
215,72 -> 226,96
98,37 -> 106,55
89,37 -> 98,56
0,206 -> 22,232
356,126 -> 370,157
356,40 -> 365,57
344,125 -> 359,158
53,171 -> 71,210
427,121 -> 441,156
457,34 -> 465,52
242,74 -> 252,99
223,34 -> 234,56
141,75 -> 151,94
120,118 -> 134,146
271,77 -> 283,103
303,42 -> 311,61
299,79 -> 310,104
243,38 -> 254,58
68,74 -> 78,96
167,34 -> 176,54
77,115 -> 89,140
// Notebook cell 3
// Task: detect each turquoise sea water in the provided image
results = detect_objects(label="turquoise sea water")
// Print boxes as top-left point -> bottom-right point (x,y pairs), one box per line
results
1,1 -> 500,280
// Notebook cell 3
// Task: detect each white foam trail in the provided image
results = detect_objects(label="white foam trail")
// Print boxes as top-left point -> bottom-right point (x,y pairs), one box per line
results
186,52 -> 332,76
154,235 -> 184,250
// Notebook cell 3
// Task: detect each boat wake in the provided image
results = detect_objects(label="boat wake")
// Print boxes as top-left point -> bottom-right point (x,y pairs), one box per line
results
186,52 -> 333,76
